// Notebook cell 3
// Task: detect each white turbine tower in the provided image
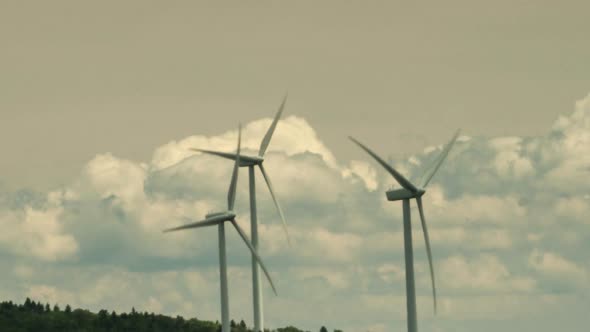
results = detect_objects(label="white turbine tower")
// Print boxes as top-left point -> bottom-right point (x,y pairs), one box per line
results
190,96 -> 290,332
349,130 -> 460,332
164,124 -> 277,332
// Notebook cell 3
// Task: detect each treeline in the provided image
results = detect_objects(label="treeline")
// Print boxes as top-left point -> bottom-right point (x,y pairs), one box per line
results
0,298 -> 342,332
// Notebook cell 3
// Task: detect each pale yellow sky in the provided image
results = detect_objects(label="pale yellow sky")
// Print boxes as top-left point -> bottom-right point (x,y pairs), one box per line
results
2,1 -> 590,189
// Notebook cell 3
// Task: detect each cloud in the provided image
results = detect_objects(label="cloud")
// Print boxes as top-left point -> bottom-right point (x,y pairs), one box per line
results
488,136 -> 535,178
553,197 -> 590,223
342,160 -> 378,191
529,249 -> 588,289
0,197 -> 78,262
439,254 -> 535,293
423,186 -> 528,225
150,116 -> 338,171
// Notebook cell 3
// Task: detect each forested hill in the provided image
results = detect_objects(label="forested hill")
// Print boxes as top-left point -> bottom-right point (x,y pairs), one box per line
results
0,298 -> 342,332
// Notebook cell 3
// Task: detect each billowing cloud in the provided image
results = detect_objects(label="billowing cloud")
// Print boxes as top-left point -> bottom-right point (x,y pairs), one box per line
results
529,249 -> 588,288
0,194 -> 77,261
439,254 -> 535,293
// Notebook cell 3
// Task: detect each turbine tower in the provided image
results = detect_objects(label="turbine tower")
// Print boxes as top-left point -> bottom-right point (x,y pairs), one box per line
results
164,124 -> 277,332
190,95 -> 290,332
349,130 -> 460,332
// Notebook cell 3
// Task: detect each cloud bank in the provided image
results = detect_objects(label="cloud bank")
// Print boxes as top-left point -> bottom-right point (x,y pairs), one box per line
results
1,94 -> 590,331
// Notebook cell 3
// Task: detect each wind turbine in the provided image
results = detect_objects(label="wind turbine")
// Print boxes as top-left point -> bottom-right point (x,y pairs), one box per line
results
349,130 -> 460,332
164,124 -> 277,332
189,96 -> 290,332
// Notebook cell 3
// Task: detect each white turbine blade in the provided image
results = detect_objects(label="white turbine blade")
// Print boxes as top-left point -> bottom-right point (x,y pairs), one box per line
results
259,94 -> 287,157
163,215 -> 226,233
349,136 -> 418,192
230,219 -> 278,295
228,124 -> 242,211
416,196 -> 437,314
190,148 -> 237,161
422,129 -> 461,188
259,164 -> 292,246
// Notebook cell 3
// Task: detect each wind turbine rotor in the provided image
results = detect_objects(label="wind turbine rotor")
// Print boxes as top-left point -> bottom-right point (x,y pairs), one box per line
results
190,148 -> 238,162
421,129 -> 461,188
230,219 -> 278,295
259,163 -> 291,246
227,124 -> 242,211
416,196 -> 437,314
187,98 -> 292,246
259,93 -> 287,157
163,214 -> 229,233
348,136 -> 419,193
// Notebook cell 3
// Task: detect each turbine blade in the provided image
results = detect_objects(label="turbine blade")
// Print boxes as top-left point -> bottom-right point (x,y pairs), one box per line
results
259,164 -> 292,246
163,215 -> 226,233
416,196 -> 437,314
422,129 -> 461,188
230,219 -> 278,295
190,149 -> 237,161
228,124 -> 242,211
259,94 -> 287,157
348,136 -> 418,192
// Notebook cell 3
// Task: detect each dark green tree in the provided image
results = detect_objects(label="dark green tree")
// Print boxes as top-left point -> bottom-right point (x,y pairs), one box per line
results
35,301 -> 44,313
24,297 -> 32,309
277,327 -> 306,332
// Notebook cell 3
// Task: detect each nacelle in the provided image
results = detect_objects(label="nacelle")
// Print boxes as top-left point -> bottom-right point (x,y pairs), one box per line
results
205,211 -> 227,219
386,188 -> 424,201
239,154 -> 264,167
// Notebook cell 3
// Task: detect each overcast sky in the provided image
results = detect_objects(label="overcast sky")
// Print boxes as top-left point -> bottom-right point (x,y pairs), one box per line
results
2,1 -> 590,190
1,2 -> 589,332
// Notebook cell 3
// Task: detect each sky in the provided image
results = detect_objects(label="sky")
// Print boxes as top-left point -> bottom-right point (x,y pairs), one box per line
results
1,1 -> 589,331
